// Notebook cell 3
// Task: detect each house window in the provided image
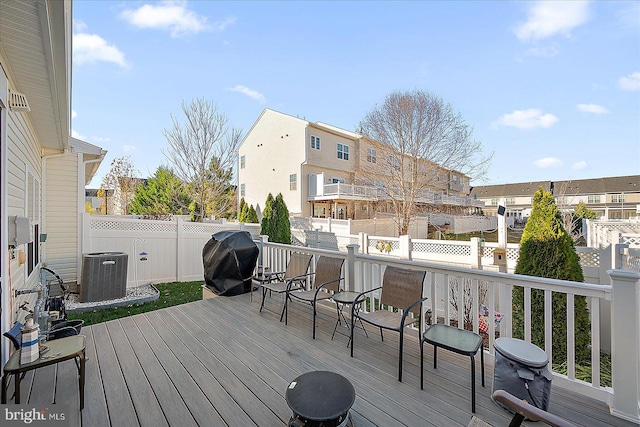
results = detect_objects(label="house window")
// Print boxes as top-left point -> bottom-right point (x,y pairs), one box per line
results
611,194 -> 625,203
366,148 -> 376,163
331,178 -> 345,184
587,195 -> 601,203
240,183 -> 245,197
505,197 -> 515,205
452,174 -> 458,182
240,155 -> 245,169
290,174 -> 297,191
337,143 -> 349,160
386,155 -> 400,170
26,170 -> 40,278
490,198 -> 498,206
310,135 -> 321,150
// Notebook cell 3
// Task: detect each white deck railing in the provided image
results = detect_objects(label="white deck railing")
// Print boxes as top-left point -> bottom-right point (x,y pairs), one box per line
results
256,237 -> 640,424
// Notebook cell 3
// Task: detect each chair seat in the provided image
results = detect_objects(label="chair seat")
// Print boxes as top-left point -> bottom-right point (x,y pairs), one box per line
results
261,281 -> 302,293
289,290 -> 333,303
358,310 -> 419,330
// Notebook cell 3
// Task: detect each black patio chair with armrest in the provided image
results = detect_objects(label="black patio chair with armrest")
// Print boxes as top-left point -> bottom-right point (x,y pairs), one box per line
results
350,266 -> 427,382
491,390 -> 577,427
259,252 -> 313,321
284,256 -> 345,338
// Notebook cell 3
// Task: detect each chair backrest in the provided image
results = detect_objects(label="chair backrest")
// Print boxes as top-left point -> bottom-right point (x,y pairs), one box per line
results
284,253 -> 313,280
380,266 -> 426,314
3,321 -> 23,350
313,256 -> 344,292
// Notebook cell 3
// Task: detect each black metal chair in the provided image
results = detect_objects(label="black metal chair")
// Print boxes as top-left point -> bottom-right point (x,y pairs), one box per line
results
284,256 -> 345,338
259,252 -> 313,321
350,266 -> 427,381
491,390 -> 577,427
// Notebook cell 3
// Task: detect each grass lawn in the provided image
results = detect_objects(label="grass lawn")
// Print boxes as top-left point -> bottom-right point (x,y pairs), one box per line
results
67,281 -> 204,326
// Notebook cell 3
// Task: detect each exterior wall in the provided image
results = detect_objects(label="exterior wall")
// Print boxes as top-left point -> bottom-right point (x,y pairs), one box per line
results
43,151 -> 79,283
238,109 -> 307,217
305,125 -> 357,173
6,100 -> 43,321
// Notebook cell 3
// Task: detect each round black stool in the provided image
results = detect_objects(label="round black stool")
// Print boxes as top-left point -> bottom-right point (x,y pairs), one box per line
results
286,371 -> 355,427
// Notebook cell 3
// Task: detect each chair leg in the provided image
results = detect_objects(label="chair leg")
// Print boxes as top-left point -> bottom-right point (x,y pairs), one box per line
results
433,345 -> 438,369
312,301 -> 317,339
260,287 -> 267,312
471,355 -> 476,413
398,328 -> 404,382
420,339 -> 424,390
280,294 -> 288,324
350,304 -> 355,357
480,345 -> 485,387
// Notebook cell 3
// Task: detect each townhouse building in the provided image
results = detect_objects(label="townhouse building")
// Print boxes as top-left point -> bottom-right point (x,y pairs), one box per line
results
471,175 -> 640,221
238,109 -> 481,220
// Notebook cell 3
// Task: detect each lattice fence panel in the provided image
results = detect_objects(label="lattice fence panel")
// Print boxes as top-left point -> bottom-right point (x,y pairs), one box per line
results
90,220 -> 177,233
412,242 -> 471,257
578,251 -> 600,268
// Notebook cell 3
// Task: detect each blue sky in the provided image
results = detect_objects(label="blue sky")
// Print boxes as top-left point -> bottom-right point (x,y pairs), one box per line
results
72,1 -> 640,188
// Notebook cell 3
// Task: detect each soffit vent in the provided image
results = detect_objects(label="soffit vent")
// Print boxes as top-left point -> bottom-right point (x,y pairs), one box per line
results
9,91 -> 30,112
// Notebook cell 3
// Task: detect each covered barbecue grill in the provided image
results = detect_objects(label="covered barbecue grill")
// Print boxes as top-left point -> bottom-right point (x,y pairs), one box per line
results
203,230 -> 259,296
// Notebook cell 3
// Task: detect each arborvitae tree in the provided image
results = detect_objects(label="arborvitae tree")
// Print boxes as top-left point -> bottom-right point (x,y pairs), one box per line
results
273,193 -> 291,244
514,187 -> 591,364
246,205 -> 259,223
238,197 -> 247,220
261,193 -> 275,239
130,166 -> 192,219
238,202 -> 249,223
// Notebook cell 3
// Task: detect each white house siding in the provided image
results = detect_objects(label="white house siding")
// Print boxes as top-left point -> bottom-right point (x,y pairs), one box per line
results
6,106 -> 43,320
43,152 -> 79,283
238,109 -> 308,217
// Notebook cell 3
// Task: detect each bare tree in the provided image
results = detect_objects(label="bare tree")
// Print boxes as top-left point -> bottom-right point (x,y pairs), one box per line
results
163,98 -> 242,221
99,156 -> 141,215
358,90 -> 492,234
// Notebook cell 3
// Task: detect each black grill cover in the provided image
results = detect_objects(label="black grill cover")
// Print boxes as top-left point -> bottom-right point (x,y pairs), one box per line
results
203,230 -> 259,296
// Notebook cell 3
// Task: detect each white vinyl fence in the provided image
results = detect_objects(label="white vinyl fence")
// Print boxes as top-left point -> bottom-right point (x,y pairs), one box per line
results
82,214 -> 260,288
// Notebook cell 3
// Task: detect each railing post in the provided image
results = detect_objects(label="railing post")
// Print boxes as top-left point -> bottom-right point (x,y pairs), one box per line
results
259,235 -> 269,272
359,232 -> 368,254
346,244 -> 359,292
176,216 -> 184,282
607,268 -> 640,423
470,237 -> 481,269
399,235 -> 412,260
612,243 -> 628,269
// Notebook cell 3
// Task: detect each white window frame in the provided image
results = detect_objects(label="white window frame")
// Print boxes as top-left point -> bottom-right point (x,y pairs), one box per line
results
366,148 -> 376,163
289,174 -> 297,191
337,143 -> 349,160
240,183 -> 245,197
611,194 -> 625,203
331,178 -> 345,184
310,135 -> 321,150
240,155 -> 245,169
587,195 -> 601,204
25,167 -> 40,279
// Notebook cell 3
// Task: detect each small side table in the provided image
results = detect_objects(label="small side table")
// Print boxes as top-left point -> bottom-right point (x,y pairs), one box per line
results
251,268 -> 278,302
286,371 -> 355,427
421,324 -> 484,413
331,291 -> 369,345
2,335 -> 86,410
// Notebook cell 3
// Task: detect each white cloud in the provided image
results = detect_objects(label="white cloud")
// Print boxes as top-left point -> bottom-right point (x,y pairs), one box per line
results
618,72 -> 640,91
73,33 -> 127,67
123,145 -> 137,152
212,17 -> 237,32
120,1 -> 221,37
533,157 -> 563,168
91,136 -> 111,143
577,103 -> 608,114
71,110 -> 77,119
228,85 -> 267,103
572,161 -> 588,170
491,109 -> 559,130
515,1 -> 590,42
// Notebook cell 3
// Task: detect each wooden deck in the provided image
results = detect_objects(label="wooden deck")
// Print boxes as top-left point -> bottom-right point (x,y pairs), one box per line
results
5,291 -> 633,426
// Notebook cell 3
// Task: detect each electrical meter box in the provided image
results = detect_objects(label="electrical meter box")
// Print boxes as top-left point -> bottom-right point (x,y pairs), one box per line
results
493,248 -> 507,266
8,216 -> 32,246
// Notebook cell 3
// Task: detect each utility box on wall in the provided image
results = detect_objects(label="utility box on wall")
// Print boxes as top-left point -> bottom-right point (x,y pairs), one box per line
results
8,216 -> 31,246
80,252 -> 128,302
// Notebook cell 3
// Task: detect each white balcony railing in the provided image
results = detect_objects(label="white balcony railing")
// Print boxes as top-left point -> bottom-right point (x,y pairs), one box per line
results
310,182 -> 484,208
256,238 -> 640,424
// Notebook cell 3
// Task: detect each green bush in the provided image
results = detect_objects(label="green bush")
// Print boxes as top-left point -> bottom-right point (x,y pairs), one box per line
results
246,204 -> 259,223
260,193 -> 290,243
513,187 -> 591,364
